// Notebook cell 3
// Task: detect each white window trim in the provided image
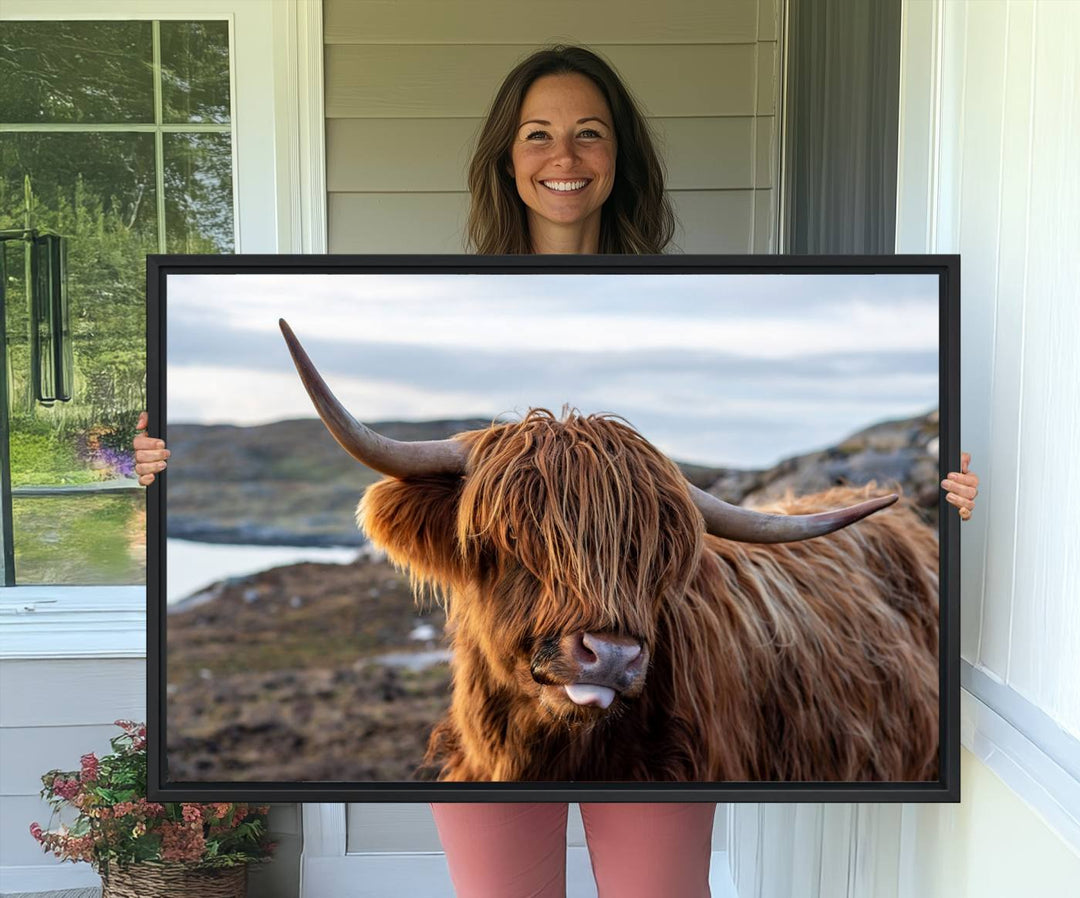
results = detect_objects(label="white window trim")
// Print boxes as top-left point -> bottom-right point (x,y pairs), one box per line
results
0,0 -> 327,659
961,675 -> 1080,853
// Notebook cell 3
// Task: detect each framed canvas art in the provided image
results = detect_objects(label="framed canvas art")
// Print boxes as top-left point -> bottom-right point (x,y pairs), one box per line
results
147,254 -> 960,803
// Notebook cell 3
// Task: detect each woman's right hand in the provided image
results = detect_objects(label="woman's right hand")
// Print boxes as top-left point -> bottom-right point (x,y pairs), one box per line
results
133,411 -> 170,486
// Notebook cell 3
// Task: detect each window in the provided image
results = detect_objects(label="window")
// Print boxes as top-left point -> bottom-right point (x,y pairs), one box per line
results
0,0 -> 319,660
1,19 -> 234,585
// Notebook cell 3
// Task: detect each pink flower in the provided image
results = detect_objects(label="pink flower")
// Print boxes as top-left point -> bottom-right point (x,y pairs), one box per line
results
181,804 -> 202,824
210,802 -> 232,819
52,778 -> 80,801
29,822 -> 43,842
112,800 -> 135,818
80,753 -> 99,782
137,799 -> 166,818
160,821 -> 205,863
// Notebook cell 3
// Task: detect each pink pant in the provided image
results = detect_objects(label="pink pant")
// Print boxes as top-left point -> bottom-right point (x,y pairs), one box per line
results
431,802 -> 715,898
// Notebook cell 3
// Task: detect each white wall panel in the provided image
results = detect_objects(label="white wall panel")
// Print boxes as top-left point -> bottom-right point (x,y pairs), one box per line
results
909,0 -> 1080,737
1005,2 -> 1080,732
0,660 -> 144,728
325,0 -> 761,46
326,44 -> 758,119
669,189 -> 757,253
326,117 -> 765,193
328,192 -> 468,253
953,0 -> 1010,677
346,803 -> 443,852
978,0 -> 1035,682
0,724 -> 120,796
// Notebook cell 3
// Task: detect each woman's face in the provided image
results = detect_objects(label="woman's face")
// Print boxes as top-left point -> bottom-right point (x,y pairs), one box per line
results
509,73 -> 617,239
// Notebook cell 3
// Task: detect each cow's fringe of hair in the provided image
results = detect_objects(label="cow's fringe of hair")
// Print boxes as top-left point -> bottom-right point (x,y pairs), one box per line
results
453,408 -> 703,643
359,410 -> 939,782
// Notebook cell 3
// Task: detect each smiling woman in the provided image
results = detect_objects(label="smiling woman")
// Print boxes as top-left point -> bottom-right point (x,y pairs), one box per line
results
509,73 -> 617,252
465,45 -> 674,256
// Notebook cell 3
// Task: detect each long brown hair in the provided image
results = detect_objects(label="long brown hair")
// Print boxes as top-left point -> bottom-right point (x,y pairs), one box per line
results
466,45 -> 676,255
359,414 -> 940,782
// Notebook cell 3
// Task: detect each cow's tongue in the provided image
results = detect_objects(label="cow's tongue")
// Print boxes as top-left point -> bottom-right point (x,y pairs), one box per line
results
563,684 -> 615,709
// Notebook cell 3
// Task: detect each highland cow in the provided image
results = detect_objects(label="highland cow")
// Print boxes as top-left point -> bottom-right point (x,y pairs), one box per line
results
280,320 -> 939,783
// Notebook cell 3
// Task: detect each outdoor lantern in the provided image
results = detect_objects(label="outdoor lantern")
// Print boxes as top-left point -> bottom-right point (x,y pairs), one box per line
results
0,230 -> 73,406
30,233 -> 73,405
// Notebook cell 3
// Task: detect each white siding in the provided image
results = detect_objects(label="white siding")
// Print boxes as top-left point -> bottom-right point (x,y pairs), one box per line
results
324,0 -> 782,254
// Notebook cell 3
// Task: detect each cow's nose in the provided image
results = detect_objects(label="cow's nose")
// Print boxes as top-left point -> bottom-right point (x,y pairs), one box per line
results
565,631 -> 646,691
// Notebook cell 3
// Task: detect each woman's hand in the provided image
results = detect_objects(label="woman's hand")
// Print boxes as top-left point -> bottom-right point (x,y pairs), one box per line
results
133,411 -> 170,486
941,452 -> 979,521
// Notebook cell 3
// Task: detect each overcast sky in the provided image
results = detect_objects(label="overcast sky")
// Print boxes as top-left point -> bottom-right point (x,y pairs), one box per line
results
166,272 -> 939,468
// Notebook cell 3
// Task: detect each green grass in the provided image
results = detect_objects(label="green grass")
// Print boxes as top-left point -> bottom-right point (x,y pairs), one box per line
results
12,493 -> 145,584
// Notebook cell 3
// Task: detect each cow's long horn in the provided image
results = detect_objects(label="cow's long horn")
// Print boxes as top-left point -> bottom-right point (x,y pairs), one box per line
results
688,484 -> 898,543
279,319 -> 468,478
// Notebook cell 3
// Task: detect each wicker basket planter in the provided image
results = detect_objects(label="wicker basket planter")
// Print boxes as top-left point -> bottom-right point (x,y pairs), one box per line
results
100,862 -> 247,898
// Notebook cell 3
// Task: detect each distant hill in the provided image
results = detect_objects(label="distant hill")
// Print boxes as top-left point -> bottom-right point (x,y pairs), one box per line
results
166,410 -> 940,546
167,418 -> 495,545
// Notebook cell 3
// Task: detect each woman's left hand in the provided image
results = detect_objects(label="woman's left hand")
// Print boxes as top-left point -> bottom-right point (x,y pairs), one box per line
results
941,452 -> 979,521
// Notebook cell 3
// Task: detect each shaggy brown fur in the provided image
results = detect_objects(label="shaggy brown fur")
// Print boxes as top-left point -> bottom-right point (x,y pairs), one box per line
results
358,409 -> 939,782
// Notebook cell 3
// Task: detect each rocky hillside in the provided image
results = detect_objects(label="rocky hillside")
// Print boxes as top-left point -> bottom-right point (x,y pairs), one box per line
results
166,550 -> 449,783
167,409 -> 942,545
700,408 -> 941,527
166,417 -> 494,545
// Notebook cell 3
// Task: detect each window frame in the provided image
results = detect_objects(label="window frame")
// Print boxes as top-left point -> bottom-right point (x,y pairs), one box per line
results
0,0 -> 327,658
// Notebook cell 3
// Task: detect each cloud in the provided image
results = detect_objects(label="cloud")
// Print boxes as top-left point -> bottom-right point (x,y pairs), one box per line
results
164,271 -> 939,465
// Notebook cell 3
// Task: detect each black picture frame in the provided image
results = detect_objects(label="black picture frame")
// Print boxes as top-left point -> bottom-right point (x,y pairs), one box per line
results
147,253 -> 960,803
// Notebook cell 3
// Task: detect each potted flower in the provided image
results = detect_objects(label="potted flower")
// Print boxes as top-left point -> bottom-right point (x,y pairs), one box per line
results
30,720 -> 274,897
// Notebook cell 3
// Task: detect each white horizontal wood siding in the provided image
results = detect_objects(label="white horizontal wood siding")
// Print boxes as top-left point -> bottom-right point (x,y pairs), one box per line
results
324,0 -> 781,255
0,660 -> 145,871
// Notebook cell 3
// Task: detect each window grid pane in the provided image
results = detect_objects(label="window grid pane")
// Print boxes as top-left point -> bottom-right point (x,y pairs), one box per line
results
1,18 -> 234,585
0,21 -> 155,124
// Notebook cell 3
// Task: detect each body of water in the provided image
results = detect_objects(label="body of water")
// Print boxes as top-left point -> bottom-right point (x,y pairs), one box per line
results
166,538 -> 359,605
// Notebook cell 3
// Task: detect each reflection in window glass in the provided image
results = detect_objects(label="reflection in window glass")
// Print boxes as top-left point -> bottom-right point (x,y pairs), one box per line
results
0,133 -> 159,240
2,131 -> 155,495
0,21 -> 154,124
164,133 -> 235,253
2,18 -> 234,585
12,493 -> 146,585
160,21 -> 232,124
